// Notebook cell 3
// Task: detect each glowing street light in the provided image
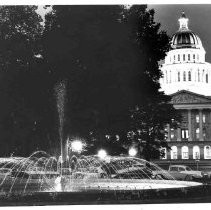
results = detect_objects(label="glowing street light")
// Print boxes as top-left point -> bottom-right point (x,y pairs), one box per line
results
98,149 -> 107,159
71,140 -> 83,153
129,147 -> 137,157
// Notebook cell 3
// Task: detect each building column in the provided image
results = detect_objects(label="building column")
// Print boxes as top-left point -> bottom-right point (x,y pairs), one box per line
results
200,146 -> 204,159
177,146 -> 181,159
189,146 -> 193,159
167,149 -> 171,160
177,127 -> 181,141
188,109 -> 192,141
199,109 -> 204,141
167,124 -> 171,141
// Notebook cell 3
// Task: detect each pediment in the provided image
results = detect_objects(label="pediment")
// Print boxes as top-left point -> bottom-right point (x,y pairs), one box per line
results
171,90 -> 211,104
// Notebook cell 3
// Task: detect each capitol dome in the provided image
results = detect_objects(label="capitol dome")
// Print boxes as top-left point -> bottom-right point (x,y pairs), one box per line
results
171,12 -> 203,50
159,12 -> 211,96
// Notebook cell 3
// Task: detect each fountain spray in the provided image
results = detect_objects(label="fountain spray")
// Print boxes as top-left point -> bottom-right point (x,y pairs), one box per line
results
55,80 -> 67,176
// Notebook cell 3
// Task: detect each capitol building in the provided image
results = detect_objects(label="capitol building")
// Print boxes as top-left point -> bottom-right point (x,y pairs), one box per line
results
158,13 -> 211,170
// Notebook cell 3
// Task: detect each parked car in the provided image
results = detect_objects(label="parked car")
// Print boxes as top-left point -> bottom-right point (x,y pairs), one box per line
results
155,165 -> 207,181
112,166 -> 155,179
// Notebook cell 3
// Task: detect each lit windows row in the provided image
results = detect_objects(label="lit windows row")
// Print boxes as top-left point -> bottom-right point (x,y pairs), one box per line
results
170,53 -> 199,63
164,71 -> 209,83
161,145 -> 211,159
168,128 -> 206,140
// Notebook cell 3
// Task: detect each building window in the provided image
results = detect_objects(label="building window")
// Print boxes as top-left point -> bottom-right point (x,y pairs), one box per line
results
183,71 -> 186,81
206,74 -> 208,83
174,55 -> 175,61
196,128 -> 200,139
203,114 -> 206,123
193,54 -> 195,60
193,146 -> 200,159
188,54 -> 190,61
183,54 -> 185,61
197,54 -> 199,60
182,146 -> 189,159
196,114 -> 199,123
204,146 -> 211,159
171,146 -> 177,159
181,129 -> 189,139
198,70 -> 200,82
188,71 -> 191,81
178,54 -> 180,61
178,71 -> 180,82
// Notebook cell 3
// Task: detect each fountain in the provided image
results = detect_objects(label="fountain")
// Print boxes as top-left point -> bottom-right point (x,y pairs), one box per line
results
0,80 -> 208,204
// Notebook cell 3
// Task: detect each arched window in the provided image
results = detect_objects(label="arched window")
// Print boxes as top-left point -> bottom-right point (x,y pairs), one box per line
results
193,146 -> 200,159
204,146 -> 211,159
188,71 -> 191,81
206,74 -> 208,83
178,71 -> 180,82
183,71 -> 186,81
182,146 -> 189,159
171,146 -> 177,159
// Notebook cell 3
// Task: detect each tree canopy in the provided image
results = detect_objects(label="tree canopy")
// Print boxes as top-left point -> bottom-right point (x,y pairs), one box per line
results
0,5 -> 180,159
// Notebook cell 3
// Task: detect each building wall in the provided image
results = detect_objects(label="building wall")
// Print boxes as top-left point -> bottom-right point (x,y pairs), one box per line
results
160,108 -> 211,165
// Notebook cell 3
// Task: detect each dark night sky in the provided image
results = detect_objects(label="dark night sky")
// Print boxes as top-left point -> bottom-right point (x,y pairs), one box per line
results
148,4 -> 211,62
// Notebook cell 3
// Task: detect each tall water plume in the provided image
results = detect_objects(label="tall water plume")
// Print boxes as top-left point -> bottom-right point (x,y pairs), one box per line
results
55,80 -> 67,174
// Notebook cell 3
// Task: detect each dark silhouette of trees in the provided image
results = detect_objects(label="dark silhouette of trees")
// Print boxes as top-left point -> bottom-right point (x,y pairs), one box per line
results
0,5 -> 180,159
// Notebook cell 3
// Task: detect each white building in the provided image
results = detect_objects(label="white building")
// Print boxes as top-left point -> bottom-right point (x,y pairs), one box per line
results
160,12 -> 211,96
158,12 -> 211,170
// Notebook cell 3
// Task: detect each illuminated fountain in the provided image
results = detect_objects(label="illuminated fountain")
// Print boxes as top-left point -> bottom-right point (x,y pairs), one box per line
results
0,80 -> 206,203
0,151 -> 203,195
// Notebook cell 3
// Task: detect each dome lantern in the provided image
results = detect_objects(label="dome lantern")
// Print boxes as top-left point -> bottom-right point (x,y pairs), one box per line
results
178,12 -> 189,31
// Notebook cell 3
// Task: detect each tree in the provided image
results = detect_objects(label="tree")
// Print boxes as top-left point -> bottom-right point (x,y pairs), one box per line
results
43,5 -> 142,156
43,5 -> 180,159
0,6 -> 47,156
123,6 -> 180,160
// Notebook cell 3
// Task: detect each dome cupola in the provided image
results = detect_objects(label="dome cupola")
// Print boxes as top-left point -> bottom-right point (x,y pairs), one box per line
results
171,12 -> 203,50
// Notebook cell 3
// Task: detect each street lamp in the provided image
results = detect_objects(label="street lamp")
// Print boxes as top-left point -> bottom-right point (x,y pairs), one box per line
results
70,140 -> 83,153
128,147 -> 137,157
98,149 -> 107,159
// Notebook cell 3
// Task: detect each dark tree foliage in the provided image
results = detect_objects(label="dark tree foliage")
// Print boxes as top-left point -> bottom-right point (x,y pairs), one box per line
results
124,6 -> 180,160
0,5 -> 180,159
43,5 -> 180,159
43,5 -> 139,155
0,6 -> 51,156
